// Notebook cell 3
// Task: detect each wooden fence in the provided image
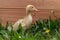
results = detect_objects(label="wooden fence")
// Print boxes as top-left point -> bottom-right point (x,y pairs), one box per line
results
0,0 -> 60,25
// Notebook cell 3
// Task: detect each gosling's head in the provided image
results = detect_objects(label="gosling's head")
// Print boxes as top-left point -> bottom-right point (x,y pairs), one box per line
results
26,5 -> 38,12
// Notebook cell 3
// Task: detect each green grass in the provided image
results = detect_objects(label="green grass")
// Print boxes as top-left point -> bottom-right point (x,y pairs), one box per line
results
0,16 -> 60,40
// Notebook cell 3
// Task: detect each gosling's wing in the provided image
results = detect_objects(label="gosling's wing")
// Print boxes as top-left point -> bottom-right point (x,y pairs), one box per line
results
13,19 -> 23,31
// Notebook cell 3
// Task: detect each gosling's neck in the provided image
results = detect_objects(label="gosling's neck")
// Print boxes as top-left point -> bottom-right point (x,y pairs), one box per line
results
26,10 -> 32,16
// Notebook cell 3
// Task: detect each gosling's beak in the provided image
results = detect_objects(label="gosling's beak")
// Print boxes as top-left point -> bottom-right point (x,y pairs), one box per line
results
34,8 -> 38,11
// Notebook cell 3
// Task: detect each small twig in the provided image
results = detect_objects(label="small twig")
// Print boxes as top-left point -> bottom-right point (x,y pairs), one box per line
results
50,9 -> 57,19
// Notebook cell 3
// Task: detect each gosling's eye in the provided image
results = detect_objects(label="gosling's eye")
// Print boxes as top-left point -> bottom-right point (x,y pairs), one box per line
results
32,7 -> 33,8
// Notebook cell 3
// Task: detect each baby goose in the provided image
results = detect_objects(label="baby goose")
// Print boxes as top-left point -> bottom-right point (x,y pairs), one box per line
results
8,5 -> 38,31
